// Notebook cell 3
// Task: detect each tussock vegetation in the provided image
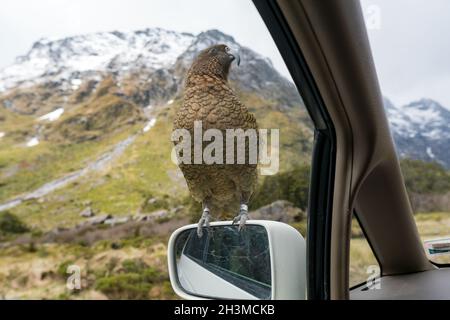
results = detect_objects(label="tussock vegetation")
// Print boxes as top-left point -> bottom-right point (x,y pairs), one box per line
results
401,159 -> 450,194
0,211 -> 29,240
48,94 -> 145,143
94,258 -> 171,299
0,237 -> 177,299
401,159 -> 450,212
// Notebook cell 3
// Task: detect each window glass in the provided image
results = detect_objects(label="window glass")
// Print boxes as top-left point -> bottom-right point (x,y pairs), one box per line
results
361,0 -> 450,264
0,0 -> 314,299
349,217 -> 379,288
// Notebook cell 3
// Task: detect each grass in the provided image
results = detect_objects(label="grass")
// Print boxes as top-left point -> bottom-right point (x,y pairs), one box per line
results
2,100 -> 186,231
0,237 -> 177,299
0,128 -> 139,201
0,195 -> 447,299
0,81 -> 144,203
94,258 -> 172,299
1,123 -> 144,231
48,94 -> 144,143
0,211 -> 446,299
0,107 -> 35,138
350,237 -> 379,288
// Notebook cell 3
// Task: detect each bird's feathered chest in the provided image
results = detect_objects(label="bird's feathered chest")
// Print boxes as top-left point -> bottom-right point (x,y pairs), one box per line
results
174,75 -> 257,131
173,74 -> 258,217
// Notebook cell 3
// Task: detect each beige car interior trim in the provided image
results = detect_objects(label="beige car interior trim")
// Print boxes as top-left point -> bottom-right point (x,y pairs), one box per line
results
277,0 -> 434,299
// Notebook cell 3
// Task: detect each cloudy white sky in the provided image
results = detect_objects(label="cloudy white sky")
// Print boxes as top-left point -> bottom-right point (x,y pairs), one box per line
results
1,0 -> 450,108
361,0 -> 450,108
0,0 -> 290,77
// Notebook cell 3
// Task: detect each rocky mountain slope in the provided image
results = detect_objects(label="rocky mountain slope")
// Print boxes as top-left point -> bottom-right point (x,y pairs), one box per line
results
384,97 -> 450,168
0,28 -> 312,232
1,27 -> 446,167
0,28 -> 302,115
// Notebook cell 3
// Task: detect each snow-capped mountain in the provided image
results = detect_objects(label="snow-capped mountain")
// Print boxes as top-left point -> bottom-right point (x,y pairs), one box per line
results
0,28 -> 300,115
0,27 -> 448,168
0,28 -> 195,93
384,97 -> 450,168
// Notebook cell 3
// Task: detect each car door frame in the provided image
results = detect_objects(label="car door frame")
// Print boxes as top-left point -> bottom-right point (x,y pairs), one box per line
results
253,0 -> 336,300
253,0 -> 434,300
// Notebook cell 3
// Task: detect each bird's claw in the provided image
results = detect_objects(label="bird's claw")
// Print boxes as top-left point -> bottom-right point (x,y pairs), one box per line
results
197,208 -> 211,238
232,204 -> 249,231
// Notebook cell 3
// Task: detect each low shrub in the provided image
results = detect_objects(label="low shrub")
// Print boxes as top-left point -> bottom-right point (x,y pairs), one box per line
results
0,211 -> 29,235
94,259 -> 165,299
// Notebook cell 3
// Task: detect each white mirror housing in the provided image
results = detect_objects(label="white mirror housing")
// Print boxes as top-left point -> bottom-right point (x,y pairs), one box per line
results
167,220 -> 306,300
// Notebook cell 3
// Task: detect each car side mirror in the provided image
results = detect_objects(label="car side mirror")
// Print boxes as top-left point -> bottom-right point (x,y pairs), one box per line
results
167,220 -> 306,300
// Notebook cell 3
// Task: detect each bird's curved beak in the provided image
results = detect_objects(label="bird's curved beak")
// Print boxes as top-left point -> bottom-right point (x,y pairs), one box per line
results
229,49 -> 241,67
235,53 -> 241,66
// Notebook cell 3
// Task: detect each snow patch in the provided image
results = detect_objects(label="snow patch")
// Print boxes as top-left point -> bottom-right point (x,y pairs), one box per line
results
423,129 -> 441,140
71,79 -> 82,86
426,147 -> 435,159
70,79 -> 82,90
38,107 -> 64,122
143,118 -> 157,132
26,137 -> 39,147
406,107 -> 441,124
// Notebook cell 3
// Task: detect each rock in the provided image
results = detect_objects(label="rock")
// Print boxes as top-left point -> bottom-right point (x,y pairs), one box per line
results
54,227 -> 69,233
133,214 -> 151,222
85,214 -> 112,226
104,216 -> 130,226
250,200 -> 304,223
141,197 -> 169,213
132,210 -> 168,222
80,207 -> 94,218
150,209 -> 168,219
170,206 -> 184,214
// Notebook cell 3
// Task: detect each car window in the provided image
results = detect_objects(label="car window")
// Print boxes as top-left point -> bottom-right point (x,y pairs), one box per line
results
0,0 -> 315,299
361,0 -> 450,264
349,216 -> 380,288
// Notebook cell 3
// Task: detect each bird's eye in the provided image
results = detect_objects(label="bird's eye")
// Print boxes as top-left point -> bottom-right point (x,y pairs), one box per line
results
225,46 -> 230,52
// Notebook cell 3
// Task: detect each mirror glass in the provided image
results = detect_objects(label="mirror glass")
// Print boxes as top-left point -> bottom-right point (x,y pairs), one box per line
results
173,225 -> 271,299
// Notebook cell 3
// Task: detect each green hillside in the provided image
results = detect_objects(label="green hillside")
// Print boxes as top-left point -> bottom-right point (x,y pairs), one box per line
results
0,74 -> 313,233
1,72 -> 448,300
